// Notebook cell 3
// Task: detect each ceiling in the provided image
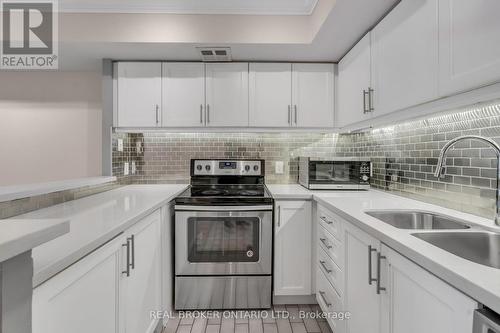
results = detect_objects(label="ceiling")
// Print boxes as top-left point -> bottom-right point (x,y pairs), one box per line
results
54,0 -> 399,71
59,0 -> 319,15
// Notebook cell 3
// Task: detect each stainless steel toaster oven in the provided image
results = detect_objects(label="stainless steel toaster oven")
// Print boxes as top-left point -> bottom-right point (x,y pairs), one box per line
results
299,157 -> 372,190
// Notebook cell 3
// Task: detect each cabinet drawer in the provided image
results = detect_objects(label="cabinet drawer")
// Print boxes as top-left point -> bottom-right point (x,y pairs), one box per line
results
316,267 -> 345,333
318,206 -> 342,241
318,247 -> 343,297
318,224 -> 344,270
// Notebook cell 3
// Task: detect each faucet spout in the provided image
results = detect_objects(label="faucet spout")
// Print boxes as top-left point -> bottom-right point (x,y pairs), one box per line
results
434,135 -> 500,225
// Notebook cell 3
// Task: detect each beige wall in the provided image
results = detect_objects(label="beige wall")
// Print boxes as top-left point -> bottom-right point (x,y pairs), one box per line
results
0,71 -> 102,186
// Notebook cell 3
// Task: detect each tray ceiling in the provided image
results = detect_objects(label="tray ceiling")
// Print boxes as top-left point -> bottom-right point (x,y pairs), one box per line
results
59,0 -> 319,15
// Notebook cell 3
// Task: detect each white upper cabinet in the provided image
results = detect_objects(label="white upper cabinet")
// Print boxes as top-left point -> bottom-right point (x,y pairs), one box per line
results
274,200 -> 312,296
292,63 -> 334,128
439,0 -> 500,96
371,0 -> 439,116
162,62 -> 205,127
116,62 -> 162,127
249,63 -> 293,127
205,63 -> 249,127
380,244 -> 477,333
337,33 -> 372,128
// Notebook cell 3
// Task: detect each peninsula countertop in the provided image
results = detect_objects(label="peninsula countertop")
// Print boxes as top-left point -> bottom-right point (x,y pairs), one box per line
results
14,184 -> 188,287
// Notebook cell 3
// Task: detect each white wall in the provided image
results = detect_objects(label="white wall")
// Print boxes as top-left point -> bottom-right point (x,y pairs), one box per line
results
0,71 -> 102,186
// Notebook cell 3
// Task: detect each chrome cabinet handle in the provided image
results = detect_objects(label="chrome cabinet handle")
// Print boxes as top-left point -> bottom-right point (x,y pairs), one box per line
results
129,235 -> 135,270
318,291 -> 331,307
376,252 -> 386,294
155,104 -> 160,124
200,104 -> 203,124
206,104 -> 210,124
368,245 -> 377,285
320,260 -> 332,273
320,216 -> 333,225
122,240 -> 131,277
294,105 -> 297,124
320,238 -> 332,249
368,88 -> 374,112
288,105 -> 291,125
363,90 -> 369,114
277,206 -> 281,227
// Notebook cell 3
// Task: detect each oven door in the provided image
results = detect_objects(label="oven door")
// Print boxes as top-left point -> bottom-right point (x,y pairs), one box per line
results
175,207 -> 272,276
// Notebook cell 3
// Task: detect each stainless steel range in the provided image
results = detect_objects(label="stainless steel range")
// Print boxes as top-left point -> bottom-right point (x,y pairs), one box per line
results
174,159 -> 273,310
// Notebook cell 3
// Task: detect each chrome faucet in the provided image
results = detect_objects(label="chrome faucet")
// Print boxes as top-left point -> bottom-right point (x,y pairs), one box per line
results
435,135 -> 500,225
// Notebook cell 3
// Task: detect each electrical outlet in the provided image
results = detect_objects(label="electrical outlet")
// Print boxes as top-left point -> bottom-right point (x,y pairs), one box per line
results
391,173 -> 398,182
131,161 -> 136,174
117,139 -> 124,152
124,162 -> 129,175
275,161 -> 284,174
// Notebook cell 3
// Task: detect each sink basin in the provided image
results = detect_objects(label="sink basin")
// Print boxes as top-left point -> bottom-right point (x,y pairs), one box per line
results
413,232 -> 500,269
365,210 -> 470,230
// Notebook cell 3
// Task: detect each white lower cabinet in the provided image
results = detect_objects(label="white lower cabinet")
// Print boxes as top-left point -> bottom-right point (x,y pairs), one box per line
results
314,204 -> 478,333
380,244 -> 477,333
33,208 -> 166,333
123,209 -> 163,333
33,235 -> 123,333
343,222 -> 381,333
274,200 -> 312,296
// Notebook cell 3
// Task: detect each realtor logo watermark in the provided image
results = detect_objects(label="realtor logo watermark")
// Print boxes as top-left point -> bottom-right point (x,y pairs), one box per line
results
1,0 -> 58,69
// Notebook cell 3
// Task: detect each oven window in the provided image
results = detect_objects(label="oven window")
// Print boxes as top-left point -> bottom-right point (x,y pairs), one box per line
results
187,217 -> 260,263
309,162 -> 360,184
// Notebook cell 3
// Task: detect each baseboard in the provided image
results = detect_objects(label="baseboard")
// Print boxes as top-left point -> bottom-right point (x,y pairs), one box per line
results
273,295 -> 317,305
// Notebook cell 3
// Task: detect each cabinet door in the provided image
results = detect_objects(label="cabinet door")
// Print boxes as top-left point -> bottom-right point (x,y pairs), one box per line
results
439,0 -> 500,96
162,63 -> 205,127
124,210 -> 162,333
292,63 -> 334,128
206,63 -> 249,127
380,244 -> 477,333
117,62 -> 162,127
337,33 -> 372,128
344,222 -> 380,333
33,236 -> 125,333
371,0 -> 439,116
249,63 -> 292,127
274,200 -> 312,296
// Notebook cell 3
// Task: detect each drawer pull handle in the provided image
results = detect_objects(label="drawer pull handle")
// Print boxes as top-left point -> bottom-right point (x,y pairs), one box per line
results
320,238 -> 333,249
319,291 -> 331,307
320,216 -> 333,225
320,260 -> 332,273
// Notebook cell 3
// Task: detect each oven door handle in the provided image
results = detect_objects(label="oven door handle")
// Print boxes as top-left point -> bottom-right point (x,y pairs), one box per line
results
175,205 -> 273,211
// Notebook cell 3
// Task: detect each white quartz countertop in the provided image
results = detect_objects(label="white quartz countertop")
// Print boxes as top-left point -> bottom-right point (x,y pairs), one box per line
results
14,184 -> 188,287
0,219 -> 69,263
268,184 -> 500,313
310,190 -> 500,314
0,176 -> 117,202
267,184 -> 343,200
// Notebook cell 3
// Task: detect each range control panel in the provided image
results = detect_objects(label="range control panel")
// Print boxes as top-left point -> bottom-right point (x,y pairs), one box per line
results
192,160 -> 263,176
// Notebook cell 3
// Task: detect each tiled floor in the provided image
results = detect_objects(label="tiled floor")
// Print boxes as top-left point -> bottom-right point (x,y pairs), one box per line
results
162,305 -> 332,333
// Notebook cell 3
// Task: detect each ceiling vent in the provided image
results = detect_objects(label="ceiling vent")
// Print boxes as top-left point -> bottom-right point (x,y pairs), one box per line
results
197,47 -> 232,62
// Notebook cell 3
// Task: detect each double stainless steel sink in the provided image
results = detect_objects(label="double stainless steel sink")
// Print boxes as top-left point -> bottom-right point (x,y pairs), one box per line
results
365,210 -> 500,269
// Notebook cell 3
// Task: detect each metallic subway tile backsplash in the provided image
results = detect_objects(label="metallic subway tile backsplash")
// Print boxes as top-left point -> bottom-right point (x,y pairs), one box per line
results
113,100 -> 500,220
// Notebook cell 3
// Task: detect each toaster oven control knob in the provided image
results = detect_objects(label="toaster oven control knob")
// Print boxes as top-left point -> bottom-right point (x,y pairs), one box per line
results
362,175 -> 369,182
205,165 -> 211,171
196,165 -> 202,171
253,165 -> 259,171
245,165 -> 250,172
246,250 -> 254,258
